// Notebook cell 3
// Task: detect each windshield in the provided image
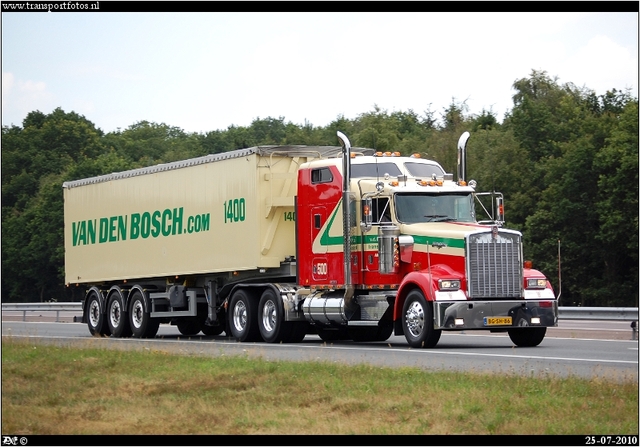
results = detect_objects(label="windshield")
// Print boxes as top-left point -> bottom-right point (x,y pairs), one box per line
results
395,193 -> 475,223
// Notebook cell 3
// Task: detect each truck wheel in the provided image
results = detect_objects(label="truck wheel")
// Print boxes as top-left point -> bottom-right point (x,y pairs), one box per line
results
129,290 -> 159,338
86,290 -> 110,337
508,327 -> 546,347
106,290 -> 132,338
258,289 -> 292,343
402,290 -> 441,348
229,289 -> 261,342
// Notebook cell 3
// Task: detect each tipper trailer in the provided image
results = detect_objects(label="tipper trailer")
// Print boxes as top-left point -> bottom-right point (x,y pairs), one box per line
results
64,132 -> 558,347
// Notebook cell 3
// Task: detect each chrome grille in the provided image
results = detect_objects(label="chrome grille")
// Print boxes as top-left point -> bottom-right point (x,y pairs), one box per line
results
466,229 -> 522,299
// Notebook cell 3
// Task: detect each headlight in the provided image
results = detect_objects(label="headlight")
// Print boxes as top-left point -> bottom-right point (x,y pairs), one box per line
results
439,279 -> 461,291
527,278 -> 547,289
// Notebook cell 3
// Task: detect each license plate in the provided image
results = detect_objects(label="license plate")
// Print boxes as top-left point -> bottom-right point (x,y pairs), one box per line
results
484,317 -> 512,326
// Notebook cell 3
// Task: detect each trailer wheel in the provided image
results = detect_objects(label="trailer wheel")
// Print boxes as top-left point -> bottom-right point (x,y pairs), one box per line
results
229,289 -> 261,342
402,289 -> 441,348
258,289 -> 292,343
106,290 -> 132,338
86,290 -> 110,337
129,290 -> 159,338
508,327 -> 546,347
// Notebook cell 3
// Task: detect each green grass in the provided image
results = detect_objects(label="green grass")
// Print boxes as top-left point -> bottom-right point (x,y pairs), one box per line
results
1,338 -> 638,435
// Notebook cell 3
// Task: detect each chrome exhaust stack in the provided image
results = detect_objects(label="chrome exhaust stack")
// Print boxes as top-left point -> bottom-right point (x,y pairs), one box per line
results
457,131 -> 470,184
337,131 -> 356,313
301,132 -> 358,326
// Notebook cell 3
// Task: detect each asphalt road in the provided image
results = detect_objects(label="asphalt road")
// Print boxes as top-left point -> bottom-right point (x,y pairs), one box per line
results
2,318 -> 637,382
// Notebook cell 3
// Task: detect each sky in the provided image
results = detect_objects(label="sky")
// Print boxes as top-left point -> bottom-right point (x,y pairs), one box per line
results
1,10 -> 638,135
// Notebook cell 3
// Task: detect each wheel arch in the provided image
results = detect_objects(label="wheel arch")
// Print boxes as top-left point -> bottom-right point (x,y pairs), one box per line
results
128,284 -> 150,313
106,285 -> 128,310
393,271 -> 436,322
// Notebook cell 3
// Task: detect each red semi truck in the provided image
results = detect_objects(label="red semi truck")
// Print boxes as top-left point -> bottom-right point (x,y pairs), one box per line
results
64,131 -> 557,347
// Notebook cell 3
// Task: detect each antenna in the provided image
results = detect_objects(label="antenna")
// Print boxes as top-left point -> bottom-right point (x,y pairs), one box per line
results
557,239 -> 562,304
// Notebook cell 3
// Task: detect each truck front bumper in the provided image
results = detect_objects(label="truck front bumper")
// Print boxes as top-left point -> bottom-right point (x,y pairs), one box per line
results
434,299 -> 558,330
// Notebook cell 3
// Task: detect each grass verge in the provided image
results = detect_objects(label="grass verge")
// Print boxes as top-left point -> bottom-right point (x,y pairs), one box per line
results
1,338 -> 638,435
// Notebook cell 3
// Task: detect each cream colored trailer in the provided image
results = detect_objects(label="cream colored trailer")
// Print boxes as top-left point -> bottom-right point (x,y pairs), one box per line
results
64,146 -> 338,286
64,144 -> 375,340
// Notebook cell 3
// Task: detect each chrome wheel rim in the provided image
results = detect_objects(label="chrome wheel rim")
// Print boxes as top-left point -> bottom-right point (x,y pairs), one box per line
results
262,300 -> 276,333
233,300 -> 247,333
131,299 -> 144,329
109,299 -> 121,328
89,299 -> 100,327
405,301 -> 424,338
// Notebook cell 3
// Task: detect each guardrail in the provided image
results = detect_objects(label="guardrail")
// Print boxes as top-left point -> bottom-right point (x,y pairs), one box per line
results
558,306 -> 638,321
2,302 -> 83,322
2,302 -> 639,322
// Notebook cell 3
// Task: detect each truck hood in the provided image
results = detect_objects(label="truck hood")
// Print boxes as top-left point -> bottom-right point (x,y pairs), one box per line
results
399,221 -> 489,242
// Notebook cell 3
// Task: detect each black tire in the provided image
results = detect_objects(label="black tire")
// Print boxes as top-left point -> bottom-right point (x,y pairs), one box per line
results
402,289 -> 441,348
228,289 -> 261,342
129,290 -> 160,338
508,327 -> 546,347
106,289 -> 132,338
86,290 -> 110,337
258,288 -> 292,343
177,319 -> 202,336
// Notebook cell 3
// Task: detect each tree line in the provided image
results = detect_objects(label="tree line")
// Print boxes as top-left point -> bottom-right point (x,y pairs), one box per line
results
2,70 -> 638,306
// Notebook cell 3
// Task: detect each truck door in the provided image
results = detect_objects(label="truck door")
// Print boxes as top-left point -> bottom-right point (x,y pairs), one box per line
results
296,164 -> 342,287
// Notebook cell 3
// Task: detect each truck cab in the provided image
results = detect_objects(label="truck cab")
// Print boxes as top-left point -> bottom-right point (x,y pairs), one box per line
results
295,133 -> 557,347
